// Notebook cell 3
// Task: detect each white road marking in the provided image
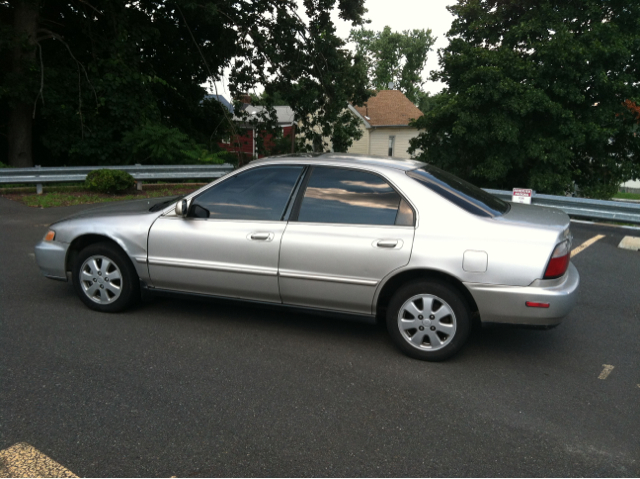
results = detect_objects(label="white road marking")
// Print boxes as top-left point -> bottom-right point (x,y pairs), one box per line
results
618,236 -> 640,251
571,234 -> 605,257
598,365 -> 614,380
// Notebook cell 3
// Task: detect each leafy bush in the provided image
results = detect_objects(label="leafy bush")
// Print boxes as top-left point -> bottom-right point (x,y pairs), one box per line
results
123,123 -> 208,165
183,148 -> 225,165
214,150 -> 241,164
210,150 -> 251,167
85,169 -> 135,194
122,123 -> 243,166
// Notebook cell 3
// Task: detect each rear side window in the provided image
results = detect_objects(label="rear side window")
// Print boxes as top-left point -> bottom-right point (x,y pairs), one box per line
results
407,165 -> 509,218
296,167 -> 413,226
189,165 -> 303,220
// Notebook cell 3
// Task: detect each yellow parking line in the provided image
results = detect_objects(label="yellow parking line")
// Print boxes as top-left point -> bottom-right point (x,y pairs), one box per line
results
598,365 -> 614,380
0,443 -> 77,478
571,234 -> 605,257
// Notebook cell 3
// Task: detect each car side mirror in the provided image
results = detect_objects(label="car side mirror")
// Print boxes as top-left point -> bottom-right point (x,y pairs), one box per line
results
175,199 -> 189,217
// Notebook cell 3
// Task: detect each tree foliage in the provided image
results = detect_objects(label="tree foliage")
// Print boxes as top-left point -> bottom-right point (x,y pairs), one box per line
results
349,26 -> 435,104
409,0 -> 640,198
0,0 -> 370,166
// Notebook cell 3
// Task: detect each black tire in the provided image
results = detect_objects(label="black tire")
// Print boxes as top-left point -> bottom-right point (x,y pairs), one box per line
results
72,242 -> 140,312
386,280 -> 471,361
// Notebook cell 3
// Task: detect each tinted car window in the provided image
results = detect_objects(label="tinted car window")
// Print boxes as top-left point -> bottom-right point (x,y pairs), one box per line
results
407,165 -> 509,218
297,167 -> 410,226
190,166 -> 303,220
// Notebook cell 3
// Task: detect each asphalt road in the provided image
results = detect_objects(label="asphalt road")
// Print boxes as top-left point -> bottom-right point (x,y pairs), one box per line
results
1,197 -> 638,477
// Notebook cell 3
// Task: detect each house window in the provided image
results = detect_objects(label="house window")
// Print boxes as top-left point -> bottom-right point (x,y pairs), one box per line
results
388,136 -> 396,157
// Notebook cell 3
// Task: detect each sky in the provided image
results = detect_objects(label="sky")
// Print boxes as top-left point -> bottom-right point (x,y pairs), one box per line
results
210,0 -> 456,99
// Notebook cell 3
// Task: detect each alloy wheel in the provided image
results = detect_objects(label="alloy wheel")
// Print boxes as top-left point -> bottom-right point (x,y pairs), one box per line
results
397,294 -> 457,351
79,255 -> 123,304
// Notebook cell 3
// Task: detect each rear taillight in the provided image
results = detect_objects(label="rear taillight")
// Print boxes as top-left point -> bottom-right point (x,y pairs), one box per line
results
544,240 -> 570,279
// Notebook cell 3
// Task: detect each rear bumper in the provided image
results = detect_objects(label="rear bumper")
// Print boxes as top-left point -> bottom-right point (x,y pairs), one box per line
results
34,240 -> 69,281
464,263 -> 580,326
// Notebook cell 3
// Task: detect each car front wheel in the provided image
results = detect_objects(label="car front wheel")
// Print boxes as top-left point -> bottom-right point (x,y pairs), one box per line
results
386,280 -> 471,361
72,242 -> 140,312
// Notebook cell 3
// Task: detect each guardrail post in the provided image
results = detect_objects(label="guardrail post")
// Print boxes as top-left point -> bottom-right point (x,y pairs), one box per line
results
35,165 -> 43,195
135,164 -> 143,191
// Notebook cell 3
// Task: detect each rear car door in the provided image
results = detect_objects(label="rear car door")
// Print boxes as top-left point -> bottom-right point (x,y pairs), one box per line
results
147,165 -> 304,302
279,166 -> 415,315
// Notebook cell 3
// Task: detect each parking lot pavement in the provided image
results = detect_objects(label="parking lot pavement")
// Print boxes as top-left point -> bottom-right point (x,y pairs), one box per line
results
1,197 -> 638,477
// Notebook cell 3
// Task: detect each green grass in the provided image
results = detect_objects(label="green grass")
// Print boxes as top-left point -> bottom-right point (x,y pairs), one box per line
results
2,184 -> 204,208
613,192 -> 640,200
22,192 -> 109,208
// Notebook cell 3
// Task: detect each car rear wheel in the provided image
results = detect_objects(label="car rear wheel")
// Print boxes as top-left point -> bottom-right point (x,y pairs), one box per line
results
386,280 -> 471,361
72,242 -> 139,312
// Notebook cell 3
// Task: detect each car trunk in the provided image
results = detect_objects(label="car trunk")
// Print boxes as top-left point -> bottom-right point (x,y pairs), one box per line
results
497,202 -> 571,234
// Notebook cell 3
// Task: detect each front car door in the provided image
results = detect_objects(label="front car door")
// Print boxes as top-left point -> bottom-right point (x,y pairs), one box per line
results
147,165 -> 304,302
279,166 -> 415,315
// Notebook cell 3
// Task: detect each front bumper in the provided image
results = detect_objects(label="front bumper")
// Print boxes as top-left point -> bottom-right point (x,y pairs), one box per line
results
34,240 -> 69,281
464,263 -> 580,326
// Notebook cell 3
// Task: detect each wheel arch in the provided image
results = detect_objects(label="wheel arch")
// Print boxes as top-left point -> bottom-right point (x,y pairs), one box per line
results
375,268 -> 480,320
65,234 -> 131,273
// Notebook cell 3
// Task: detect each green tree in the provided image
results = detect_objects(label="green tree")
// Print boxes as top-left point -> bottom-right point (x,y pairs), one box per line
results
252,1 -> 371,154
0,0 -> 370,166
250,91 -> 289,107
349,25 -> 435,104
409,0 -> 640,198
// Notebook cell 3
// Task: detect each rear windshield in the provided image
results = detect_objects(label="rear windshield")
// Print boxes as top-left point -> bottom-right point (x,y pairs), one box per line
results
407,165 -> 510,218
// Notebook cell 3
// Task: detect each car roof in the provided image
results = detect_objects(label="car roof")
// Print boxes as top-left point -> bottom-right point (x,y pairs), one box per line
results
250,153 -> 426,171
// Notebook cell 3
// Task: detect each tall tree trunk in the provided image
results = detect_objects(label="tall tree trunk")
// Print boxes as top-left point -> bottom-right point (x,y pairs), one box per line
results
7,0 -> 39,168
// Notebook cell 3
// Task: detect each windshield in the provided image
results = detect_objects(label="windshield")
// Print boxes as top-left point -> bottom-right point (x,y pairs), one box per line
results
407,165 -> 509,218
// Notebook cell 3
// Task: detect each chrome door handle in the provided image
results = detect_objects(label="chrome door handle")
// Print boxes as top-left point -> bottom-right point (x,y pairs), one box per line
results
250,232 -> 273,241
376,239 -> 399,248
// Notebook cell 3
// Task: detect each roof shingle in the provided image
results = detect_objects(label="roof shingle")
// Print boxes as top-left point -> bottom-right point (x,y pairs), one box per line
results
352,90 -> 423,127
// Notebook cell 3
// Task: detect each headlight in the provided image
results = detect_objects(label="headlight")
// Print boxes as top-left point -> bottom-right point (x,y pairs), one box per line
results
43,230 -> 56,241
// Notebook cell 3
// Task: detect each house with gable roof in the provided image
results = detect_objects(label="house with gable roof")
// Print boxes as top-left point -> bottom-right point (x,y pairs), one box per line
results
213,94 -> 296,160
347,89 -> 423,159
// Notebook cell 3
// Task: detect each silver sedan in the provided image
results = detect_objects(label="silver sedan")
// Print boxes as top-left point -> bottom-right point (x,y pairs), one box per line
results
35,154 -> 579,360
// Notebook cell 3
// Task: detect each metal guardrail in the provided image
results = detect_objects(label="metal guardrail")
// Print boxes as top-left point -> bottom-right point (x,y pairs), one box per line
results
0,164 -> 235,193
484,188 -> 640,225
2,165 -> 639,224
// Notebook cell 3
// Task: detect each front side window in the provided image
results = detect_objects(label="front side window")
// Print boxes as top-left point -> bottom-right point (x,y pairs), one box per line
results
407,165 -> 510,218
189,165 -> 303,220
296,167 -> 413,226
